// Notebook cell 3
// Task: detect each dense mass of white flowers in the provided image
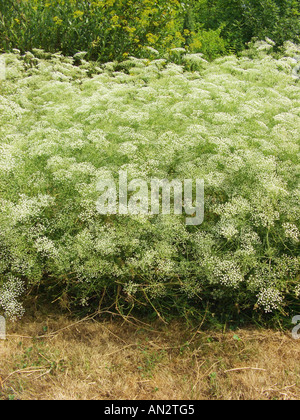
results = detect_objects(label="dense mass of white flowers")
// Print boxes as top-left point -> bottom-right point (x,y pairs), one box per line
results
0,41 -> 299,318
0,276 -> 25,320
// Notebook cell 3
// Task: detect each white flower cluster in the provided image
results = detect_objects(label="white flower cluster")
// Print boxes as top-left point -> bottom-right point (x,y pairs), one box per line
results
0,276 -> 25,320
0,43 -> 299,316
211,260 -> 244,289
283,223 -> 300,243
256,288 -> 283,313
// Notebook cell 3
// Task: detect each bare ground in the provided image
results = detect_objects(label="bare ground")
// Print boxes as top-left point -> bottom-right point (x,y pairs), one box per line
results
0,313 -> 299,400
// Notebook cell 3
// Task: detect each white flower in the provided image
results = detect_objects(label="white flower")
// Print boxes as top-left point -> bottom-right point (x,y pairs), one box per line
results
283,223 -> 299,242
0,44 -> 299,319
256,288 -> 283,313
0,276 -> 25,320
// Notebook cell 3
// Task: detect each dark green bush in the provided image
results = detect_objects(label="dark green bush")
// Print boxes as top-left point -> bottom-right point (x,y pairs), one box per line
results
192,0 -> 300,53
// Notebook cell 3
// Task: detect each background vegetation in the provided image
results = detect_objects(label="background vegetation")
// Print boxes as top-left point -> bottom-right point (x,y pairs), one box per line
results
0,0 -> 299,62
191,0 -> 300,53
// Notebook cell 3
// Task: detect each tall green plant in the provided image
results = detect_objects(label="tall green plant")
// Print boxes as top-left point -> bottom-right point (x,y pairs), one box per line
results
0,0 -> 186,61
191,0 -> 300,52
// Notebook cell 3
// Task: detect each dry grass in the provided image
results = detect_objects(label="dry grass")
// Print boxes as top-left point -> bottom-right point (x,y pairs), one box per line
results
0,313 -> 299,400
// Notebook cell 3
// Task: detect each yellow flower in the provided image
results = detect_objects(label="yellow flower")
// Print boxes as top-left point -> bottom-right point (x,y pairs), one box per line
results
111,15 -> 119,24
53,16 -> 63,25
124,26 -> 135,33
190,39 -> 202,50
14,18 -> 20,24
175,31 -> 185,43
91,37 -> 100,48
146,33 -> 158,44
73,10 -> 84,19
166,21 -> 175,31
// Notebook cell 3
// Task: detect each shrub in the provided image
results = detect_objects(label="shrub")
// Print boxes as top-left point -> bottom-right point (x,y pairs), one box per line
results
0,0 -> 186,62
0,0 -> 234,62
0,43 -> 299,321
188,27 -> 228,60
192,0 -> 300,53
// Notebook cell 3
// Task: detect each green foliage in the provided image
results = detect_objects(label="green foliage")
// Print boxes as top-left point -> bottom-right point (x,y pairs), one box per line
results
0,43 -> 299,322
192,0 -> 300,53
0,0 -> 187,62
0,0 -> 299,62
188,27 -> 228,60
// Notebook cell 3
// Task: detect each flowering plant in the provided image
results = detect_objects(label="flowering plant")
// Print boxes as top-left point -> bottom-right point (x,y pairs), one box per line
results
0,42 -> 299,321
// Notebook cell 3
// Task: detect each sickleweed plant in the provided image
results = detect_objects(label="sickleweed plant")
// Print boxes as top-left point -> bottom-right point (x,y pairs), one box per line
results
0,40 -> 299,323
